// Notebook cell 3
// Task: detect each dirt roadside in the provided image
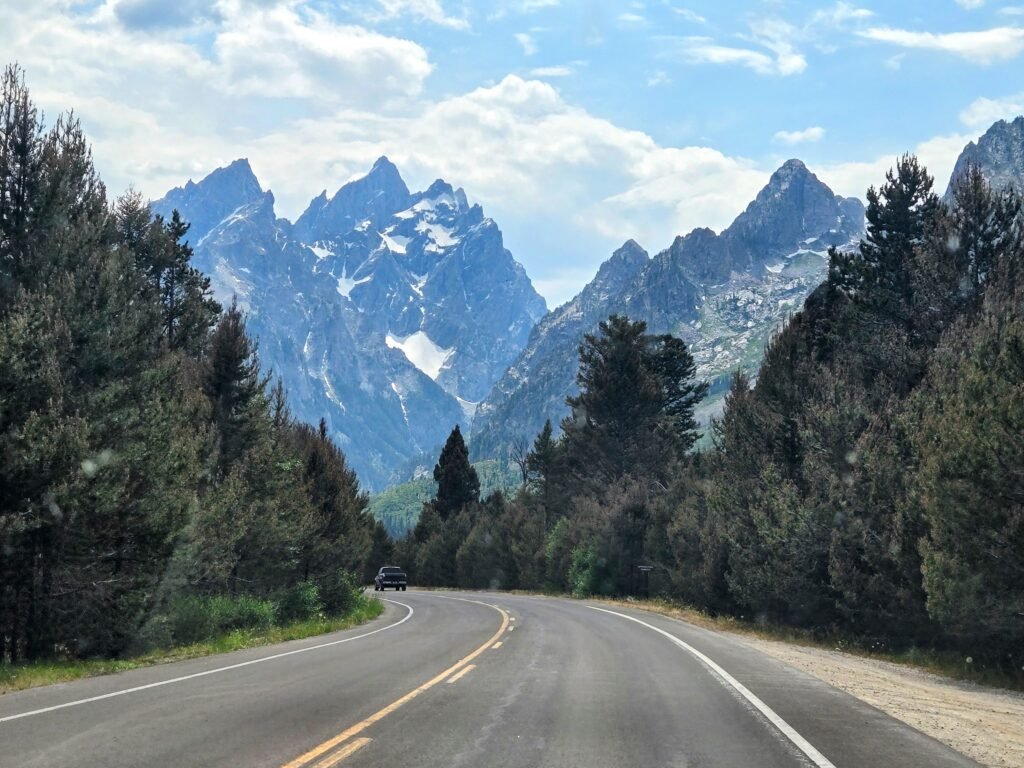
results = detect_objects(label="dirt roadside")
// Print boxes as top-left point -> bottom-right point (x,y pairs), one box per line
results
597,598 -> 1024,768
736,636 -> 1024,768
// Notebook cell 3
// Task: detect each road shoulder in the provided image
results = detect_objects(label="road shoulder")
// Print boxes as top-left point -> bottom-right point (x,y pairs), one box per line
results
608,599 -> 1024,768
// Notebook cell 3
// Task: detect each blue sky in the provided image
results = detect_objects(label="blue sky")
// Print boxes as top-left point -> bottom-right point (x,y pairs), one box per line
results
3,0 -> 1024,304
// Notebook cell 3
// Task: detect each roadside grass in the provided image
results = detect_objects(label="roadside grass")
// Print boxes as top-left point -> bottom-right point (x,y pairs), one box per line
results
0,598 -> 384,695
594,596 -> 1024,692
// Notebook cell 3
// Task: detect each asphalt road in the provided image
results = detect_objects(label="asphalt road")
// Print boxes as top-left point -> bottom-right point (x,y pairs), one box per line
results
0,590 -> 980,768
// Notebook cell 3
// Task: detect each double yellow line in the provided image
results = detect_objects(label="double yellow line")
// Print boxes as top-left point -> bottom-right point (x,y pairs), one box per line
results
281,600 -> 510,768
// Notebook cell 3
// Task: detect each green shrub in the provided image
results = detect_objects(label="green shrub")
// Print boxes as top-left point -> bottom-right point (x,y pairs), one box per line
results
316,570 -> 363,617
169,594 -> 276,644
275,582 -> 323,624
169,596 -> 216,645
569,546 -> 600,598
210,595 -> 276,633
130,613 -> 174,655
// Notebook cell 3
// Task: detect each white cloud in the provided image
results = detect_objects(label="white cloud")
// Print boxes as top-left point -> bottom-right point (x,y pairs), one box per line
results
809,2 -> 873,27
959,92 -> 1024,129
519,0 -> 560,11
368,0 -> 470,30
672,7 -> 707,24
514,32 -> 538,55
213,2 -> 433,100
816,132 -> 975,201
999,6 -> 1024,16
529,65 -> 574,77
774,126 -> 826,144
746,18 -> 808,74
233,76 -> 766,303
647,70 -> 670,87
618,12 -> 647,26
858,26 -> 1024,64
884,53 -> 905,70
955,0 -> 985,8
678,18 -> 807,76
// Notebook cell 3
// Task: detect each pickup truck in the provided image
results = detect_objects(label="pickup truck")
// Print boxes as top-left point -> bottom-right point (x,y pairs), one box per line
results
374,565 -> 407,591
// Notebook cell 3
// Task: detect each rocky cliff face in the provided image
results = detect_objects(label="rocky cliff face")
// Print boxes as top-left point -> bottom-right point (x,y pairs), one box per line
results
947,116 -> 1024,198
471,160 -> 864,458
152,158 -> 546,490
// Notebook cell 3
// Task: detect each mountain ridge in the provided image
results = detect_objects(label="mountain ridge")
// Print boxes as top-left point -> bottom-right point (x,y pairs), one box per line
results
152,157 -> 546,490
471,159 -> 865,459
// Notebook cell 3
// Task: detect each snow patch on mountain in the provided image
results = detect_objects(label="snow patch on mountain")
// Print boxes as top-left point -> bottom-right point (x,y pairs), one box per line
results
337,271 -> 371,298
386,331 -> 454,380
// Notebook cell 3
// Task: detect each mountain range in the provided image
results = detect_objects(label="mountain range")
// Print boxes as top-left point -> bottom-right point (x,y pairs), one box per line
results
470,159 -> 865,458
152,158 -> 546,490
152,115 -> 1023,491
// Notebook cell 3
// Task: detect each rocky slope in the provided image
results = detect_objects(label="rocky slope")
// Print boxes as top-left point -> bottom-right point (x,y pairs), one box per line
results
947,115 -> 1024,197
471,159 -> 865,458
152,158 -> 546,490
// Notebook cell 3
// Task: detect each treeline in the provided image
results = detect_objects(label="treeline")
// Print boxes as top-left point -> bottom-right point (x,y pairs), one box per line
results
0,66 -> 389,662
401,156 -> 1023,675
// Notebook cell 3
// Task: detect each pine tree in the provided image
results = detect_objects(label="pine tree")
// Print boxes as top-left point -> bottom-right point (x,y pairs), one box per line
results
432,425 -> 480,521
563,315 -> 705,485
204,298 -> 267,472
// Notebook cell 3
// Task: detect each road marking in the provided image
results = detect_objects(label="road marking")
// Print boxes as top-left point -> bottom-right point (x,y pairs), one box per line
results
588,606 -> 837,768
280,599 -> 509,768
310,737 -> 371,768
491,641 -> 503,649
446,664 -> 476,684
0,600 -> 415,726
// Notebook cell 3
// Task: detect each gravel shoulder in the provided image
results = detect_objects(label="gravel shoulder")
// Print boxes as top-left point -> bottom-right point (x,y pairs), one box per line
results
728,634 -> 1024,768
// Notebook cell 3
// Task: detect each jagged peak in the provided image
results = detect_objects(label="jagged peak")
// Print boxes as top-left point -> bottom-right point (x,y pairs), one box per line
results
175,157 -> 261,194
424,178 -> 456,201
611,238 -> 649,264
371,155 -> 398,172
589,240 -> 649,289
331,155 -> 409,200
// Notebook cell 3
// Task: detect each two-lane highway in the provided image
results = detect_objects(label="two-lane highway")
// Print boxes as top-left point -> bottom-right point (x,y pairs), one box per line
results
0,591 -> 980,767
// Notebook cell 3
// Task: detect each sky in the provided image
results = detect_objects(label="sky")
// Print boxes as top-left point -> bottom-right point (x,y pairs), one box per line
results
3,1 -> 1024,306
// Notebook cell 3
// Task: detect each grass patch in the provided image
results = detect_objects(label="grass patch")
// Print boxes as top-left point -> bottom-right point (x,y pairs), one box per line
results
0,597 -> 384,695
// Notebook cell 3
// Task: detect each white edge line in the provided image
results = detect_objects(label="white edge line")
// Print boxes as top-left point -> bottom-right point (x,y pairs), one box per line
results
0,599 -> 414,725
588,605 -> 836,768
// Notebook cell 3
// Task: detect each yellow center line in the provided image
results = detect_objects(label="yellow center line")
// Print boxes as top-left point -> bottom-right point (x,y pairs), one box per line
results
446,664 -> 476,684
309,738 -> 372,768
280,601 -> 509,768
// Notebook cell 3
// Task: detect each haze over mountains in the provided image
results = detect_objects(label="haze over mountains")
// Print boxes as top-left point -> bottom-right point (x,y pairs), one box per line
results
153,115 -> 1024,490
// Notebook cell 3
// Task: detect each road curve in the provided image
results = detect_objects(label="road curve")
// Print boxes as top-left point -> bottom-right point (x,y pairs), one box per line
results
0,590 -> 979,768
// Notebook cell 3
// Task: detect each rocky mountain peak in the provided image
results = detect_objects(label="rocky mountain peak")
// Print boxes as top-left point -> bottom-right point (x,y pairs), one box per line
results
294,157 -> 412,243
582,239 -> 649,303
946,115 -> 1024,198
157,156 -> 545,490
151,157 -> 264,243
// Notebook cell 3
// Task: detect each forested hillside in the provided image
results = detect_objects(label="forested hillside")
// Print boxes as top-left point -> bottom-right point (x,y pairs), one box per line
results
0,67 -> 389,663
401,156 -> 1024,678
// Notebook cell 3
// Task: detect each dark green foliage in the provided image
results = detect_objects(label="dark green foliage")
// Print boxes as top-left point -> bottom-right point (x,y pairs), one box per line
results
432,425 -> 479,520
368,458 -> 520,538
315,569 -> 363,617
0,68 -> 379,664
169,595 -> 276,645
406,315 -> 708,596
275,582 -> 322,624
400,154 -> 1023,680
562,315 -> 706,487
